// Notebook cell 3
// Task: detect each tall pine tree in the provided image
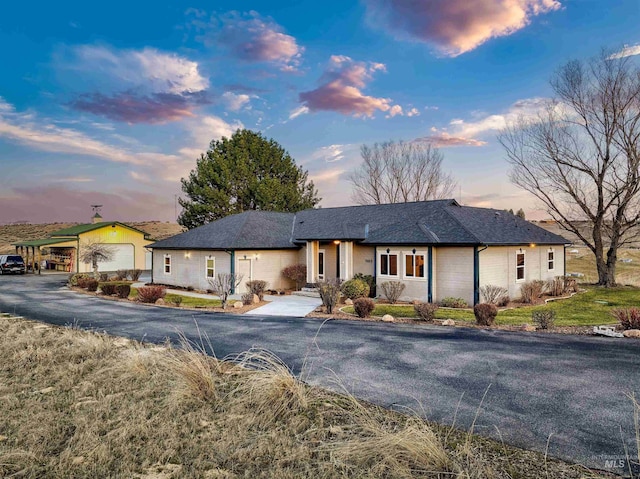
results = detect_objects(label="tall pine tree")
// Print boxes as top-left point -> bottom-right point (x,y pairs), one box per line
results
178,129 -> 320,229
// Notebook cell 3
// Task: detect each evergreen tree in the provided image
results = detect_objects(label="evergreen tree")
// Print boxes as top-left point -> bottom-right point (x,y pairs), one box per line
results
516,208 -> 526,219
178,130 -> 320,229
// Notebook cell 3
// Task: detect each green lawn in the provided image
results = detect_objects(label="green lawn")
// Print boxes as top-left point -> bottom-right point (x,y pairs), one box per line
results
129,287 -> 223,308
343,286 -> 639,327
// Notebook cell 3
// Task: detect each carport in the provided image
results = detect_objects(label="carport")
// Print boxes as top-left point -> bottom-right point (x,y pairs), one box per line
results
13,238 -> 78,273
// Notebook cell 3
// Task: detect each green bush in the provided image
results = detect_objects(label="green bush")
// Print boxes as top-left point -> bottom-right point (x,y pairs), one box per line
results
246,280 -> 268,301
532,310 -> 556,329
353,297 -> 375,318
440,297 -> 468,308
353,273 -> 376,297
69,273 -> 91,287
115,284 -> 131,299
474,303 -> 498,326
170,295 -> 183,307
414,302 -> 438,321
341,278 -> 370,300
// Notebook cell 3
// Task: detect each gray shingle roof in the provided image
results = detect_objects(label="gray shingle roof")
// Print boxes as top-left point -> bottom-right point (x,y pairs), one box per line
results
149,200 -> 569,250
148,211 -> 298,250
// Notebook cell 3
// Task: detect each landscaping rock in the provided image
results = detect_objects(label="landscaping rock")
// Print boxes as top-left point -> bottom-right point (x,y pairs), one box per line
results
155,298 -> 165,305
233,301 -> 243,309
344,298 -> 353,305
442,319 -> 455,326
623,329 -> 640,338
382,314 -> 394,322
252,294 -> 260,304
520,323 -> 536,332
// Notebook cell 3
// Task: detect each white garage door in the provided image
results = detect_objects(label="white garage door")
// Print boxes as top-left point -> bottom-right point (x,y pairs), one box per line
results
99,244 -> 135,271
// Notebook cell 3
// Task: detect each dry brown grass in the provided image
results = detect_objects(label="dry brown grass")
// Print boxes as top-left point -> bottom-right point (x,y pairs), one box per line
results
566,246 -> 640,287
0,315 -> 614,479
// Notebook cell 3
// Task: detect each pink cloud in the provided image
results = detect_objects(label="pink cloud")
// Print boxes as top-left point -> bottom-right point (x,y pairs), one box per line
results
206,12 -> 303,71
299,56 -> 395,117
71,91 -> 209,124
364,0 -> 561,56
414,133 -> 487,147
0,186 -> 176,224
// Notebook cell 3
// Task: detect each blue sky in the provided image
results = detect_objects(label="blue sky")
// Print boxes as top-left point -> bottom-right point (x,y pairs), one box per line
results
0,0 -> 639,223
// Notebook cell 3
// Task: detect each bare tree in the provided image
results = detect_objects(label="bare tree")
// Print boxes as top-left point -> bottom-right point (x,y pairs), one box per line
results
348,141 -> 456,205
208,273 -> 244,309
79,242 -> 115,278
499,51 -> 640,287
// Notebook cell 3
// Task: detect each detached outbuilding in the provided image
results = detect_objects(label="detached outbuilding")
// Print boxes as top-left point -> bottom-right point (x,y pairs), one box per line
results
13,216 -> 153,273
148,200 -> 570,304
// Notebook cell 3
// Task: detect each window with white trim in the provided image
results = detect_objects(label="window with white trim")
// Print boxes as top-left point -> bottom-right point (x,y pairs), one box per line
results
547,250 -> 555,271
379,252 -> 398,276
404,253 -> 426,278
516,251 -> 525,281
206,257 -> 215,278
164,254 -> 171,275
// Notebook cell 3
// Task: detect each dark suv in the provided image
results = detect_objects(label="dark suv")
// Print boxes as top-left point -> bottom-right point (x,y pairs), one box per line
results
0,255 -> 26,274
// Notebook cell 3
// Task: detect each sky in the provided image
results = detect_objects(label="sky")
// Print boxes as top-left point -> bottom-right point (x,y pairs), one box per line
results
0,0 -> 639,224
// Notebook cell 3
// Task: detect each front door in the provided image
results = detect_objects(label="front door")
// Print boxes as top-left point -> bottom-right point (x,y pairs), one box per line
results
236,259 -> 252,293
318,249 -> 325,280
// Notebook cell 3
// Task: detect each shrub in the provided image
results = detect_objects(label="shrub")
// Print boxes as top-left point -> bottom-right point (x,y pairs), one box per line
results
99,272 -> 109,282
85,279 -> 99,292
519,280 -> 546,304
242,292 -> 254,306
440,297 -> 468,308
115,284 -> 131,299
353,273 -> 376,297
69,273 -> 91,287
115,269 -> 129,280
532,310 -> 556,329
564,277 -> 578,293
318,279 -> 341,314
129,269 -> 143,281
137,285 -> 166,303
353,297 -> 375,318
100,283 -> 118,296
611,307 -> 640,330
379,281 -> 406,304
474,303 -> 498,326
547,276 -> 565,297
282,263 -> 307,290
480,285 -> 509,306
414,302 -> 438,321
208,273 -> 244,309
246,280 -> 268,301
170,295 -> 183,307
341,278 -> 370,300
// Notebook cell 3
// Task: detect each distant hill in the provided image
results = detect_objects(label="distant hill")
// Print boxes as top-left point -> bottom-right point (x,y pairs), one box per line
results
535,220 -> 640,248
0,221 -> 185,254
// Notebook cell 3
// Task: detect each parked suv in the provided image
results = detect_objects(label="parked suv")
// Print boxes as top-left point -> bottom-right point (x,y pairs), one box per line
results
0,255 -> 26,274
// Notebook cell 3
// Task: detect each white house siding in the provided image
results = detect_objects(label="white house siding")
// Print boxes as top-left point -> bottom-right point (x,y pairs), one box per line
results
353,245 -> 375,276
152,250 -> 231,291
434,247 -> 474,306
374,246 -> 430,302
479,245 -> 565,301
234,249 -> 300,293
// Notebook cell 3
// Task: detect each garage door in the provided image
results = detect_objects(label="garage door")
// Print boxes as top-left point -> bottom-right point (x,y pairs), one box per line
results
99,244 -> 135,272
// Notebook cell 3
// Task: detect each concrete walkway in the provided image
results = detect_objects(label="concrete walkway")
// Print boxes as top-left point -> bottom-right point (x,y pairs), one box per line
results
132,281 -> 322,316
245,293 -> 321,316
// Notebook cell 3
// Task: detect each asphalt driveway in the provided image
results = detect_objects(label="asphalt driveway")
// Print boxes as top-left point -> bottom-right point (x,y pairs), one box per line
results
0,273 -> 638,473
